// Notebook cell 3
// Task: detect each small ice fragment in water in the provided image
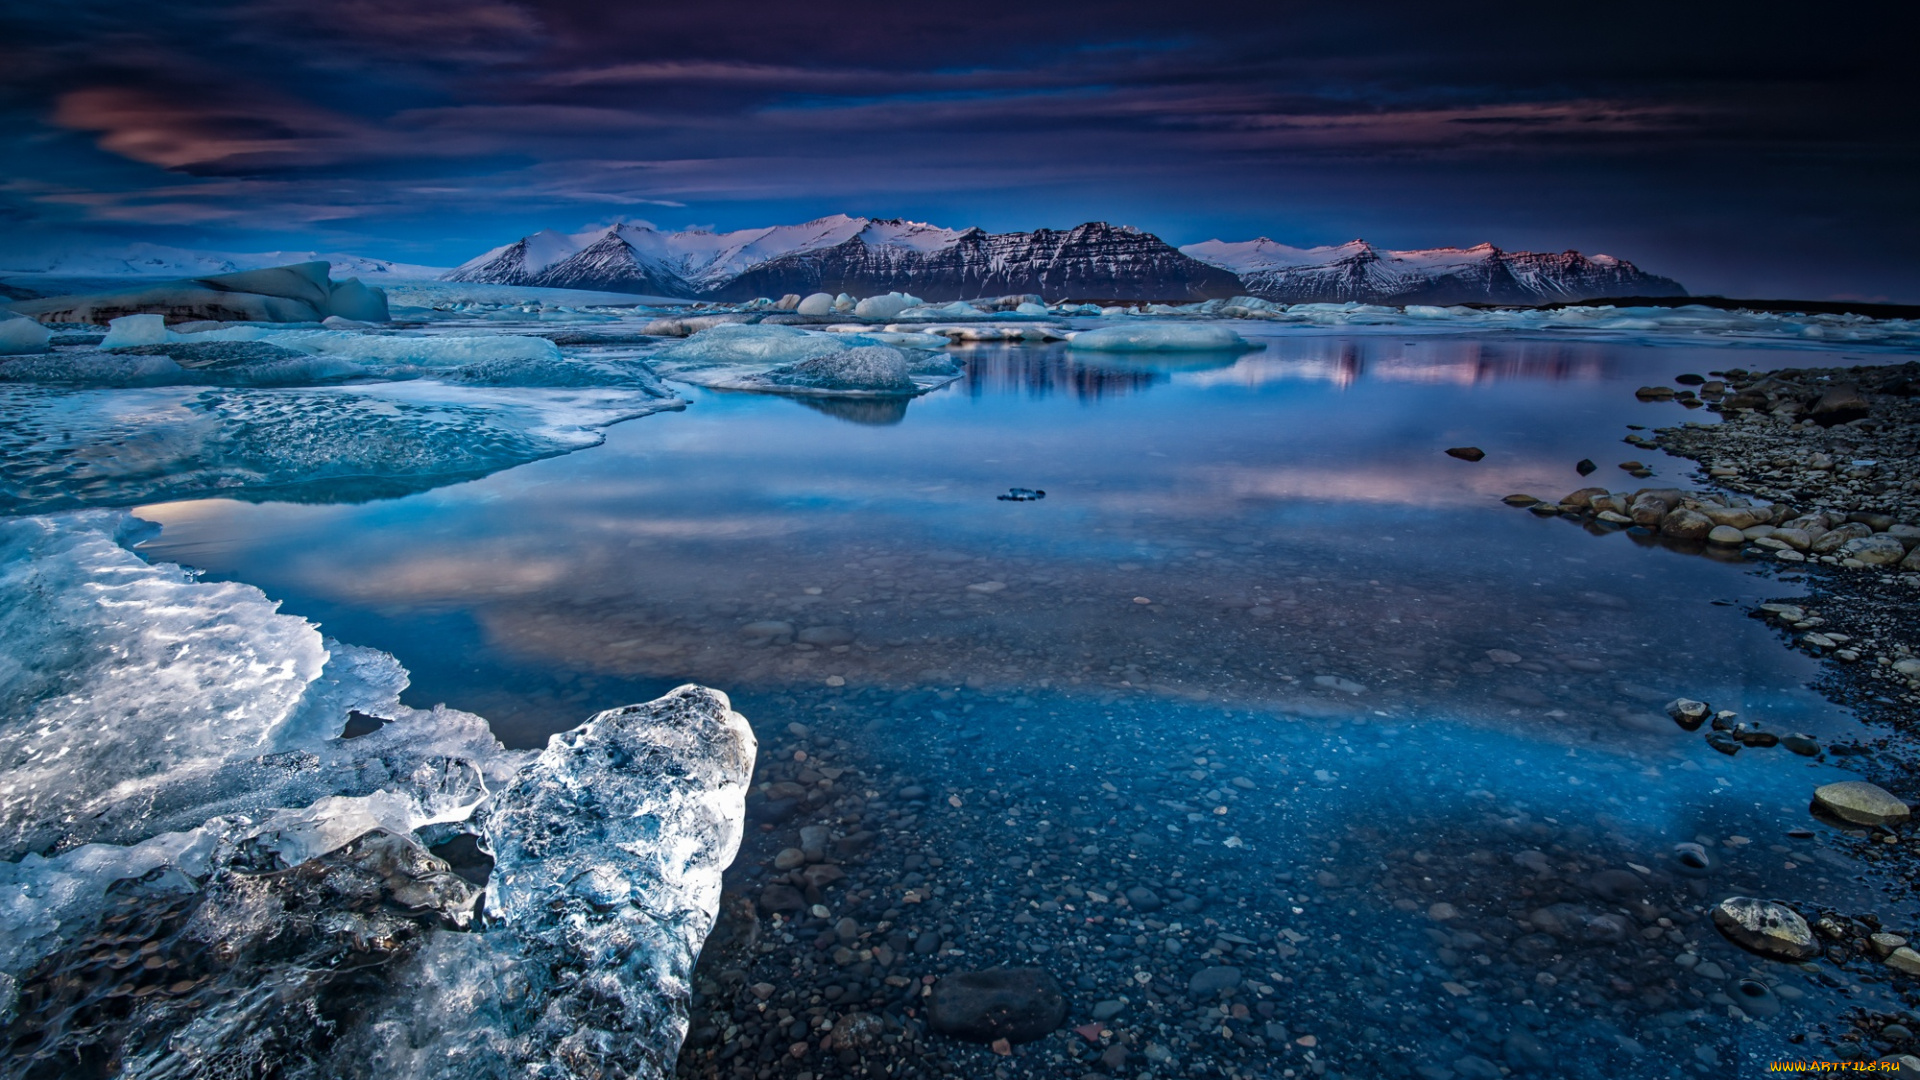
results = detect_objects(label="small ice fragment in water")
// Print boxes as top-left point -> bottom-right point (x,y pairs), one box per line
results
997,488 -> 1045,501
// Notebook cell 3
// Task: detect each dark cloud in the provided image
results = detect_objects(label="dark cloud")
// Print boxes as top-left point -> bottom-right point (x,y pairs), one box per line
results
1,0 -> 1915,297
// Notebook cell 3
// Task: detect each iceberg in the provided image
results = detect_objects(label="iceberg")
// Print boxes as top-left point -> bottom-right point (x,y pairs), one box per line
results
0,513 -> 755,1078
796,291 -> 835,315
7,262 -> 390,326
0,314 -> 51,356
650,325 -> 961,397
1067,323 -> 1263,352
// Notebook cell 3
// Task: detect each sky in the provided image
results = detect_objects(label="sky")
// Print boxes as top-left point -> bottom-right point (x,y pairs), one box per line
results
2,1 -> 1915,300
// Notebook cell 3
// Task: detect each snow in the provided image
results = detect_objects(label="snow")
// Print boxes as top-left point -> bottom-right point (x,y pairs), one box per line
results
0,314 -> 53,355
1180,238 -> 1374,274
1068,323 -> 1262,352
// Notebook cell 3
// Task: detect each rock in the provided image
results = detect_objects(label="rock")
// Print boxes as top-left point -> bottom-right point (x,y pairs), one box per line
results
1771,528 -> 1813,550
1707,525 -> 1747,546
1813,781 -> 1910,826
1732,979 -> 1781,1018
1781,734 -> 1821,756
1889,949 -> 1920,976
1091,999 -> 1126,1021
761,883 -> 806,912
1634,386 -> 1676,400
1660,508 -> 1713,540
1502,494 -> 1540,507
1187,966 -> 1243,996
1560,487 -> 1608,508
1906,546 -> 1920,572
1872,933 -> 1909,957
1702,505 -> 1769,529
1809,384 -> 1871,426
802,864 -> 847,889
740,620 -> 795,642
1666,698 -> 1711,731
774,847 -> 807,870
1710,897 -> 1820,961
928,968 -> 1068,1044
1811,522 -> 1873,554
1629,494 -> 1670,527
799,824 -> 832,859
1576,459 -> 1597,475
1446,447 -> 1486,461
1844,534 -> 1909,565
1125,886 -> 1164,911
797,625 -> 856,647
830,1011 -> 885,1049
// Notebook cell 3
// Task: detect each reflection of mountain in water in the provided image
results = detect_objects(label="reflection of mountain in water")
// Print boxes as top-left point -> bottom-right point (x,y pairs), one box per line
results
957,345 -> 1165,401
792,395 -> 912,426
1175,338 -> 1613,389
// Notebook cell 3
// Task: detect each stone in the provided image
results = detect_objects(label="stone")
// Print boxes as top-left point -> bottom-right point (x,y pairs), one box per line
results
1634,385 -> 1676,400
1560,487 -> 1608,508
797,625 -> 855,647
1702,505 -> 1768,529
1187,966 -> 1243,996
928,968 -> 1068,1044
800,824 -> 832,859
1809,384 -> 1870,426
1732,979 -> 1781,1018
1502,494 -> 1541,507
1811,522 -> 1873,554
1666,698 -> 1710,732
1707,525 -> 1747,546
761,883 -> 806,912
1813,781 -> 1910,826
1629,494 -> 1670,527
1844,535 -> 1909,566
1770,528 -> 1813,550
830,1011 -> 885,1049
1889,949 -> 1920,976
1660,508 -> 1713,540
774,847 -> 807,870
1091,999 -> 1126,1021
1781,734 -> 1821,756
740,620 -> 795,642
1125,886 -> 1164,911
1576,459 -> 1597,476
1710,897 -> 1820,961
1446,447 -> 1485,461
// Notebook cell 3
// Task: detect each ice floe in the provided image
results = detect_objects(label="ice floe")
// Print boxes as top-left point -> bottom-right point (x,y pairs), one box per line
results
1067,323 -> 1262,352
650,324 -> 962,397
0,513 -> 754,1078
0,314 -> 51,356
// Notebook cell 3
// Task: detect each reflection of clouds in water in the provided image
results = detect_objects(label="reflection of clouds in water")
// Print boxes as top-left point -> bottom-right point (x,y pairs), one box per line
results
1177,337 -> 1614,388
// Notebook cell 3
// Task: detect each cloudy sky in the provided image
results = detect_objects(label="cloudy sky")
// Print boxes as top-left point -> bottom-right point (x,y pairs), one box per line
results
3,0 -> 1914,299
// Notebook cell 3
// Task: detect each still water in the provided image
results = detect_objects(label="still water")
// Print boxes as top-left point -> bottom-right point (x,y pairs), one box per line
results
137,328 -> 1910,1078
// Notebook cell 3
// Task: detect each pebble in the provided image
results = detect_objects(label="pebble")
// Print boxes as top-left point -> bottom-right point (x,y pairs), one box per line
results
1446,447 -> 1486,461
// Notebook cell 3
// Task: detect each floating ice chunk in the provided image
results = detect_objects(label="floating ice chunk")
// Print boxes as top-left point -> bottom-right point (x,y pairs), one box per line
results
100,313 -> 172,348
832,292 -> 855,312
852,292 -> 922,319
796,292 -> 835,315
0,314 -> 51,355
655,322 -> 863,367
326,276 -> 391,321
1015,302 -> 1050,315
1067,323 -> 1262,352
757,346 -> 918,393
899,300 -> 986,319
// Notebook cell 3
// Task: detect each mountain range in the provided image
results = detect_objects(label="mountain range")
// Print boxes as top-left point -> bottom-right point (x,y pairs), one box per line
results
444,215 -> 1686,305
0,242 -> 446,280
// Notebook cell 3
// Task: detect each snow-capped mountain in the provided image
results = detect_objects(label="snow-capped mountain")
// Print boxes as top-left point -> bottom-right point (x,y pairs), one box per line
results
448,216 -> 1238,301
443,218 -> 1685,304
0,242 -> 446,279
1179,238 -> 1684,305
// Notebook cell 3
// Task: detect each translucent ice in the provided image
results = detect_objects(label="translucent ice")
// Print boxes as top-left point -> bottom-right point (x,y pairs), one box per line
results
0,315 -> 51,356
1068,323 -> 1263,352
654,327 -> 962,397
852,292 -> 923,319
796,291 -> 835,315
655,322 -> 862,367
100,313 -> 171,348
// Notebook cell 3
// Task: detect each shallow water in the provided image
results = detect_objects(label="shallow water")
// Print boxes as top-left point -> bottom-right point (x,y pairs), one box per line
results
133,326 -> 1916,1077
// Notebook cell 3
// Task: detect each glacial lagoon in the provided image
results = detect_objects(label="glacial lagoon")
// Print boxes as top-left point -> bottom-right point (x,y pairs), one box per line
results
49,310 -> 1910,1079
